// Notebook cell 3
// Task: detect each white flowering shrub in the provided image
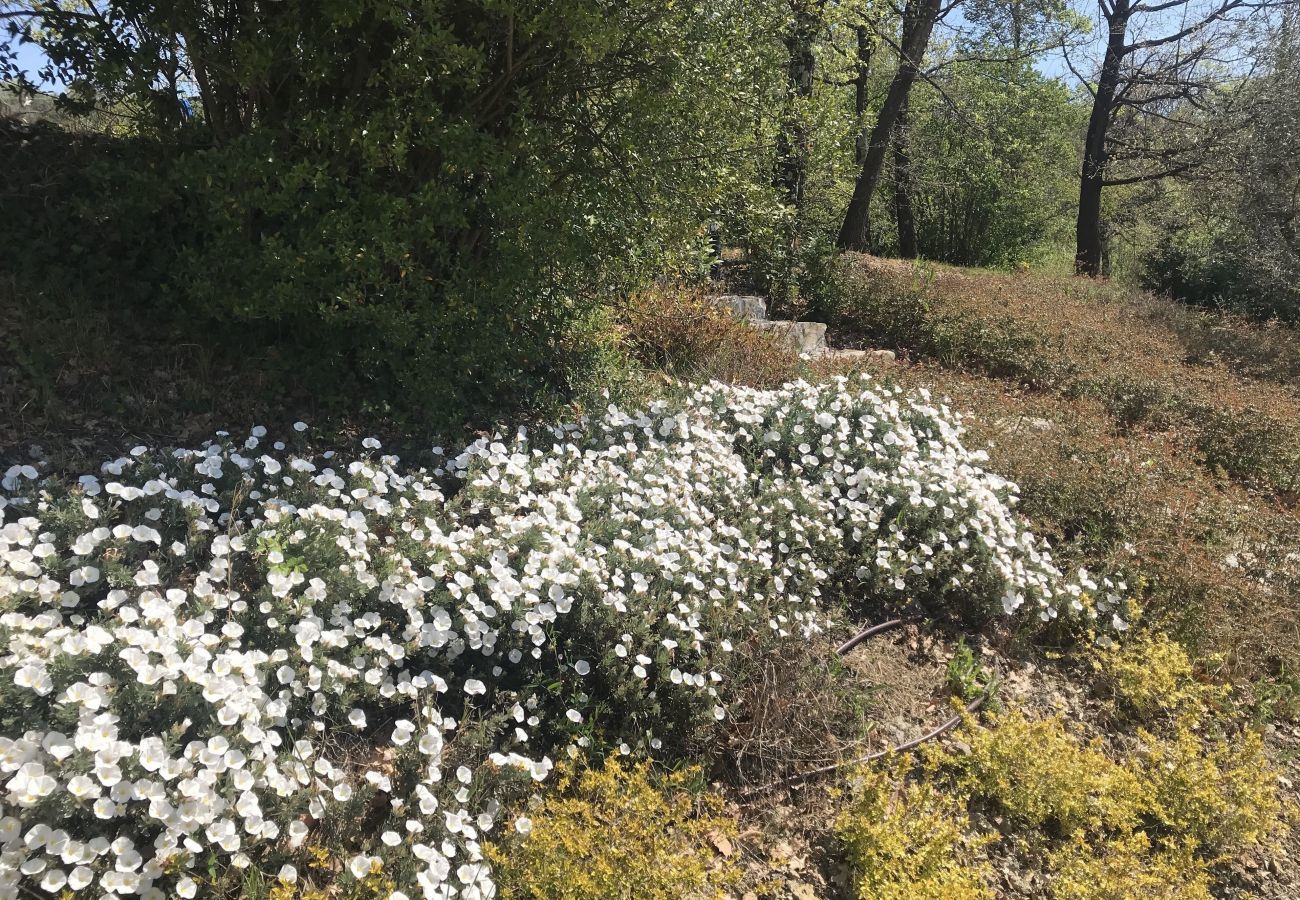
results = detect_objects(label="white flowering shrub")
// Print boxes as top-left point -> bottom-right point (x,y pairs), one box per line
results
0,375 -> 1119,898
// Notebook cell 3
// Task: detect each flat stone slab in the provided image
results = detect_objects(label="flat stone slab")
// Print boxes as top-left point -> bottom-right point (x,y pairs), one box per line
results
820,348 -> 896,364
706,294 -> 767,322
759,319 -> 827,355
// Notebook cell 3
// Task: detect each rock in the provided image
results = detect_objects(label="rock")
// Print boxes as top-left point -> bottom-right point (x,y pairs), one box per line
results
758,320 -> 827,355
818,347 -> 896,365
706,294 -> 768,322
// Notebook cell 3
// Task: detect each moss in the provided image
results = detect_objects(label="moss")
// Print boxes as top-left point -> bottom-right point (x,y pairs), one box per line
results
835,762 -> 994,900
485,757 -> 738,900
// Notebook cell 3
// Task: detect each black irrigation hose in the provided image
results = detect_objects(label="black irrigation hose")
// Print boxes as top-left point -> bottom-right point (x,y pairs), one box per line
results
835,617 -> 915,655
741,618 -> 990,799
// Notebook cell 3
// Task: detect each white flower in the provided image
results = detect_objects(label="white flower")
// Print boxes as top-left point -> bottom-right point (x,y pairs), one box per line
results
0,377 -> 1114,898
288,820 -> 309,848
515,816 -> 532,835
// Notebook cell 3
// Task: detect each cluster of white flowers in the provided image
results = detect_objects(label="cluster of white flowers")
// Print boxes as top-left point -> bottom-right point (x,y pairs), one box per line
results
0,375 -> 1119,898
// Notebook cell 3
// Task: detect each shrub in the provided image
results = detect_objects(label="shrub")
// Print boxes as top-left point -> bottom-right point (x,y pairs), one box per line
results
951,709 -> 1288,885
1048,832 -> 1211,900
835,763 -> 993,899
1,0 -> 776,430
954,712 -> 1149,836
1091,631 -> 1224,723
0,377 -> 1114,897
1194,406 -> 1300,496
825,259 -> 1078,390
1136,721 -> 1286,859
486,757 -> 736,899
618,286 -> 800,388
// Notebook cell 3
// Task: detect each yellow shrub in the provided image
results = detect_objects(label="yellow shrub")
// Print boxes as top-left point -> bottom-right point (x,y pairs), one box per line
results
835,763 -> 993,900
1136,720 -> 1286,858
955,712 -> 1149,836
485,757 -> 737,900
1093,632 -> 1223,722
1049,832 -> 1211,900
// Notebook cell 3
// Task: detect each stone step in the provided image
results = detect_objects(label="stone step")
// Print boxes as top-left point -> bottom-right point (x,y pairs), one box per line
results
706,294 -> 767,323
818,348 -> 896,364
758,319 -> 827,355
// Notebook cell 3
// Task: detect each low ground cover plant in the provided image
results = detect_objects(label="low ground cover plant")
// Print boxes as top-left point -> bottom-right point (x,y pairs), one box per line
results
0,376 -> 1112,897
485,757 -> 736,899
835,760 -> 994,899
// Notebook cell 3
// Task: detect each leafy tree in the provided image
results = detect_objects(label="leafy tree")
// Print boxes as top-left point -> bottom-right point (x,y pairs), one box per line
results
2,1 -> 773,423
836,0 -> 1077,252
1141,14 -> 1300,318
891,60 -> 1081,266
1065,0 -> 1282,276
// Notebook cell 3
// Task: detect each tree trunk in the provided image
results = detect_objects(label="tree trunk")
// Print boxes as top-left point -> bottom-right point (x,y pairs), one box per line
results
775,3 -> 820,211
838,0 -> 940,251
1076,2 -> 1130,276
892,99 -> 918,258
854,24 -> 872,166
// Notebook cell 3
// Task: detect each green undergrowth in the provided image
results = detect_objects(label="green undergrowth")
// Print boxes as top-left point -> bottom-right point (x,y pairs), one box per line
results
486,758 -> 738,900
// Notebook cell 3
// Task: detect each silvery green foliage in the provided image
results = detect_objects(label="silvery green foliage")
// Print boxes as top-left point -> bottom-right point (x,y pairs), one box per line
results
0,376 -> 1119,898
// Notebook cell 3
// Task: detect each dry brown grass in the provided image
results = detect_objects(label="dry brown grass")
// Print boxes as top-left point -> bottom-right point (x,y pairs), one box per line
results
616,284 -> 802,389
825,257 -> 1300,683
828,255 -> 1300,499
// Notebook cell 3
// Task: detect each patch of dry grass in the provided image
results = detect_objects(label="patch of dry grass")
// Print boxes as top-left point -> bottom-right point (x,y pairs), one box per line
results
616,284 -> 802,389
825,257 -> 1300,683
829,255 -> 1300,499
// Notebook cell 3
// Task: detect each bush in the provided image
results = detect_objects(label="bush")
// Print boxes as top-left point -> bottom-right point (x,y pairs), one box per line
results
618,286 -> 800,389
949,709 -> 1288,885
835,763 -> 993,899
2,0 -> 773,430
0,378 -> 1114,897
1136,721 -> 1286,859
954,712 -> 1149,836
1141,209 -> 1300,325
825,258 -> 1078,390
1048,832 -> 1211,900
1091,631 -> 1224,724
486,757 -> 736,899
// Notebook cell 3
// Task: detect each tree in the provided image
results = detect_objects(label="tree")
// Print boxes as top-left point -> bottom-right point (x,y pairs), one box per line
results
837,0 -> 942,250
836,0 -> 1074,252
899,59 -> 1080,265
1066,0 -> 1278,275
775,1 -> 829,212
1,0 -> 774,424
1141,13 -> 1300,317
